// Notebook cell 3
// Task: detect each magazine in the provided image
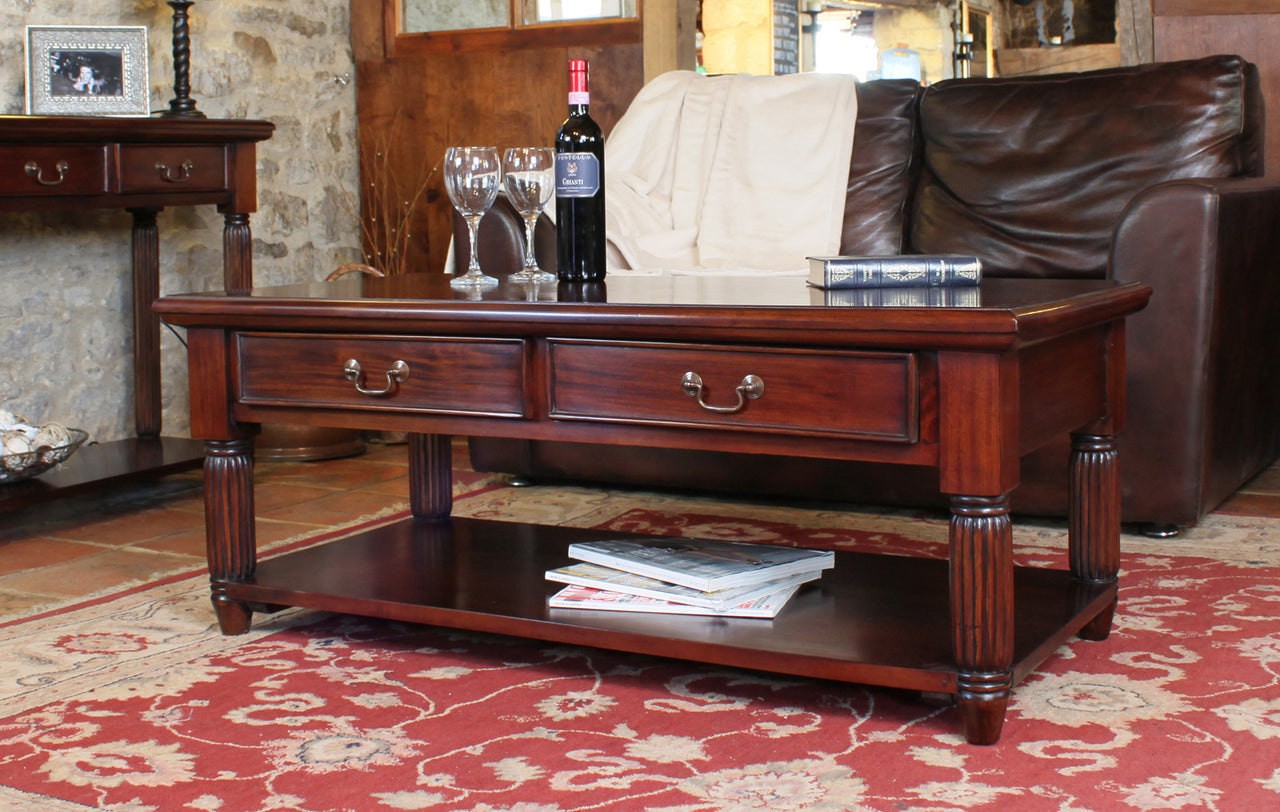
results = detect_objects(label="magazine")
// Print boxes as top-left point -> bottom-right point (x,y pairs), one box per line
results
566,538 -> 834,592
546,561 -> 822,611
547,582 -> 802,618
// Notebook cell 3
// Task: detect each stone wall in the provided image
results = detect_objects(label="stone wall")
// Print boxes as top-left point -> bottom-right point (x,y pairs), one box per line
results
1,1 -> 360,443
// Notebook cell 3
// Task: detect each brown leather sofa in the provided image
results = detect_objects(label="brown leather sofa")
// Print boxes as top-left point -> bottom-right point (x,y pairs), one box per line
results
460,55 -> 1280,534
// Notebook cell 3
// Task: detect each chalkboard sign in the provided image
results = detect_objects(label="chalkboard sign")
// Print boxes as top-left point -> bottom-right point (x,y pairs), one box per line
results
773,0 -> 800,75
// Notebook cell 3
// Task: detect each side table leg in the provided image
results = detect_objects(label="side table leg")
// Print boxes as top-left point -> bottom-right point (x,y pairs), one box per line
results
130,208 -> 162,438
205,439 -> 256,634
1070,432 -> 1121,641
950,494 -> 1015,745
223,212 -> 252,290
409,433 -> 453,520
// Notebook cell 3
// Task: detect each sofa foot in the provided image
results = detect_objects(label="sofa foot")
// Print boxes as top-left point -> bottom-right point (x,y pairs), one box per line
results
1137,522 -> 1181,538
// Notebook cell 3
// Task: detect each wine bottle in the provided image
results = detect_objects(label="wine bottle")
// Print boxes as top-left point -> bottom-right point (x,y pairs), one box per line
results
554,59 -> 606,282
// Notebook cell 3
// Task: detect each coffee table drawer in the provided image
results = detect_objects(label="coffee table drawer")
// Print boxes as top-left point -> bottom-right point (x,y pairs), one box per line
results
548,340 -> 919,442
237,334 -> 527,416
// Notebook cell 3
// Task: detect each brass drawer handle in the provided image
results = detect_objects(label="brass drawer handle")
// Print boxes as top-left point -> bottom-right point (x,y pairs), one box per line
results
343,359 -> 410,397
156,160 -> 194,183
680,371 -> 765,414
25,160 -> 69,186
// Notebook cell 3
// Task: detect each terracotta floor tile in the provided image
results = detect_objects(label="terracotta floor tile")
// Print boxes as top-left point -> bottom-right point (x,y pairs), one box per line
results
132,527 -> 208,557
255,517 -> 346,548
259,487 -> 406,526
47,507 -> 205,547
1237,464 -> 1280,494
254,482 -> 341,512
0,537 -> 104,577
0,590 -> 62,618
357,477 -> 415,497
1214,492 -> 1280,519
260,457 -> 408,490
0,548 -> 202,598
362,443 -> 412,462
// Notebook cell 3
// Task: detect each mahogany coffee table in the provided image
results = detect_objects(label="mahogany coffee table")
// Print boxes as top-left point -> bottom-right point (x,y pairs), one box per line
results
155,272 -> 1151,745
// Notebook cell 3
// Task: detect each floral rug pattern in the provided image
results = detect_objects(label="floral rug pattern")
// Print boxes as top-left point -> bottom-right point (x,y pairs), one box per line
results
2,483 -> 1279,811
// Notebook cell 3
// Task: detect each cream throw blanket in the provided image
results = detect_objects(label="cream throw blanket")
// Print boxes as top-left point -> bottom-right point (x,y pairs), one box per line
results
603,70 -> 858,272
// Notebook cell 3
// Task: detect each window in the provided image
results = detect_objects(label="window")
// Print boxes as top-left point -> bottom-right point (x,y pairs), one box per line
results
401,0 -> 637,34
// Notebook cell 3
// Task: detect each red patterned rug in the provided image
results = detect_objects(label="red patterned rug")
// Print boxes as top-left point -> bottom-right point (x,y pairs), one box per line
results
2,480 -> 1279,811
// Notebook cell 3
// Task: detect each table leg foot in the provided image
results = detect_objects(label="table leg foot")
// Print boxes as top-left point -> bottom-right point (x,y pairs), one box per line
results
212,591 -> 253,635
957,670 -> 1013,745
1079,595 -> 1118,641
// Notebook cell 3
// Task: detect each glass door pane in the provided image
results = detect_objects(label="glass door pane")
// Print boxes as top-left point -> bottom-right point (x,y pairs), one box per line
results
522,0 -> 637,25
403,0 -> 509,33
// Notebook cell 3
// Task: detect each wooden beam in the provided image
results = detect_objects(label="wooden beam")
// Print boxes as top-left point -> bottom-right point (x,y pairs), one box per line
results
643,0 -> 699,83
1153,0 -> 1277,15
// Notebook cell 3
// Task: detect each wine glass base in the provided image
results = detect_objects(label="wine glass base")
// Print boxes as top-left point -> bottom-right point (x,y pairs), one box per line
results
450,273 -> 500,290
509,270 -> 557,285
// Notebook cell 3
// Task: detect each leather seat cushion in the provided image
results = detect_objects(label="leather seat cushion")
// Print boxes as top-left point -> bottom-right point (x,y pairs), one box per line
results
840,78 -> 923,256
910,55 -> 1261,278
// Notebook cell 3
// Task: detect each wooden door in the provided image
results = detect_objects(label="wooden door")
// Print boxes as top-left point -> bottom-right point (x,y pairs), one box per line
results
350,0 -> 647,275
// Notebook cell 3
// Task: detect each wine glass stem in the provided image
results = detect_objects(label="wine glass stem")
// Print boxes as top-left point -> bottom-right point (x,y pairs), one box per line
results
466,215 -> 483,275
523,215 -> 538,269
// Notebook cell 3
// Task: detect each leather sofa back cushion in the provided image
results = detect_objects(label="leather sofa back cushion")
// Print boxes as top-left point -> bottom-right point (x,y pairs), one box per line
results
841,79 -> 922,256
910,55 -> 1261,278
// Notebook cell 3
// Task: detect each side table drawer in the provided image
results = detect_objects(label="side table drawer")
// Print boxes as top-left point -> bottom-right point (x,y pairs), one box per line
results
0,145 -> 108,195
119,145 -> 228,193
237,334 -> 527,417
548,340 -> 919,442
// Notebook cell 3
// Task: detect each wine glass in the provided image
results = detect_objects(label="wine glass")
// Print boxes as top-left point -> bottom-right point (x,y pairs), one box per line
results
502,147 -> 557,284
444,146 -> 501,289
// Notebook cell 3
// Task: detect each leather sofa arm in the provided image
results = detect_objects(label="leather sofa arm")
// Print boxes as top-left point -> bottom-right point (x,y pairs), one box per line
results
452,195 -> 556,277
1110,177 -> 1280,518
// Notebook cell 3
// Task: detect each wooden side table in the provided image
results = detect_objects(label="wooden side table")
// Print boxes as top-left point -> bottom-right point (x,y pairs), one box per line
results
0,115 -> 274,510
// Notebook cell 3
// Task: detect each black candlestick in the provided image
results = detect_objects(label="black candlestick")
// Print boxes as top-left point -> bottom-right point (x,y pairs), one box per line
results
163,0 -> 205,118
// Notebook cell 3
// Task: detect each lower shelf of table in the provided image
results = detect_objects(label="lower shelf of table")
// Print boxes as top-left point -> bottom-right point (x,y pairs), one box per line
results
0,436 -> 205,513
225,516 -> 1116,696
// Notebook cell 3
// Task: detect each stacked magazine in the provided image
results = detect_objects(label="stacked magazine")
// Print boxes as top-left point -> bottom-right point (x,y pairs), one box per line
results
546,538 -> 834,619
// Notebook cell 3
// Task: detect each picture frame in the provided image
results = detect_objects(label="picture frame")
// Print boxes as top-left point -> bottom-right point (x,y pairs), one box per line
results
25,26 -> 150,117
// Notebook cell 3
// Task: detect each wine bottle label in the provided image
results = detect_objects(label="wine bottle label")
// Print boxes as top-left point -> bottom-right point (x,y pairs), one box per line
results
555,152 -> 601,198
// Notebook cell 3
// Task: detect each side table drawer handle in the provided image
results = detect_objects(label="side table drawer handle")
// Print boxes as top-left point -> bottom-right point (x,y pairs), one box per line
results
343,359 -> 410,397
680,371 -> 765,414
156,160 -> 194,183
25,160 -> 69,186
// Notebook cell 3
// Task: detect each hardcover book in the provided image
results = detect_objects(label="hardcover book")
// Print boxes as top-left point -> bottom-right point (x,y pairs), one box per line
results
547,582 -> 803,618
566,538 -> 834,592
545,561 -> 822,611
807,255 -> 982,289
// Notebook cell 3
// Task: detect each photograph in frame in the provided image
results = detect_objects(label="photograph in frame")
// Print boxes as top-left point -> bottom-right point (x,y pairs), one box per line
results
25,26 -> 150,117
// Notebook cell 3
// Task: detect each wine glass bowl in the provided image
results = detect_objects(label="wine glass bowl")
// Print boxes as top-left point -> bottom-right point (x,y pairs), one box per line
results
502,147 -> 556,284
444,146 -> 501,289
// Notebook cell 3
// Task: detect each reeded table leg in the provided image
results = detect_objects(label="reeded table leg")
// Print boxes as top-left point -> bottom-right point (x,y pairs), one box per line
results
205,438 -> 256,634
1070,432 -> 1121,641
130,208 -> 162,438
223,212 -> 252,290
409,433 -> 453,520
950,494 -> 1015,745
